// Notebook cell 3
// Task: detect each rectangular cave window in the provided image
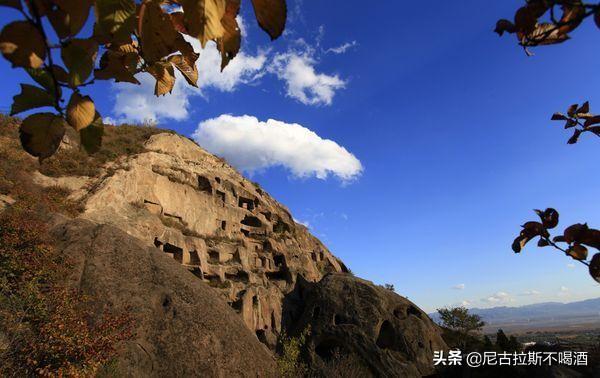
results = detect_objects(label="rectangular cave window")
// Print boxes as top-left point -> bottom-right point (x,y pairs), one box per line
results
241,215 -> 262,228
273,254 -> 285,268
216,190 -> 226,203
238,197 -> 255,211
208,250 -> 220,264
163,243 -> 183,264
197,175 -> 213,194
215,177 -> 221,184
220,220 -> 227,231
189,250 -> 201,265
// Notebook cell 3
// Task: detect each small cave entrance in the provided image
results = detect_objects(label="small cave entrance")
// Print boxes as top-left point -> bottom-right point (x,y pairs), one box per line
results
208,250 -> 220,264
407,305 -> 422,319
154,237 -> 163,248
273,254 -> 285,268
197,175 -> 213,194
216,190 -> 226,203
225,270 -> 249,283
189,250 -> 201,266
256,329 -> 267,344
315,339 -> 345,361
376,320 -> 396,350
190,267 -> 203,279
238,197 -> 255,211
273,220 -> 290,234
241,215 -> 262,228
163,243 -> 183,263
220,220 -> 227,231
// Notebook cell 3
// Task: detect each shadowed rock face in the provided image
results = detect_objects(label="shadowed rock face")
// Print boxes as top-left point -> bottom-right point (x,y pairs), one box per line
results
284,274 -> 447,377
52,218 -> 277,377
63,133 -> 348,347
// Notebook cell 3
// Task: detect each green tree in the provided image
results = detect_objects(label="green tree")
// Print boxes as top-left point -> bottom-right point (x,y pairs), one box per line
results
437,306 -> 485,349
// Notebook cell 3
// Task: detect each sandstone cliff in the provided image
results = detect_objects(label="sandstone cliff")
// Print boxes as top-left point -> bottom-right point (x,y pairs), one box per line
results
17,129 -> 446,376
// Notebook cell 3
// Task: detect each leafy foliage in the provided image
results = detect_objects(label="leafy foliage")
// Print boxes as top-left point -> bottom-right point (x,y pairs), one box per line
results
0,0 -> 287,161
437,306 -> 485,350
276,327 -> 309,378
497,2 -> 600,283
512,208 -> 600,282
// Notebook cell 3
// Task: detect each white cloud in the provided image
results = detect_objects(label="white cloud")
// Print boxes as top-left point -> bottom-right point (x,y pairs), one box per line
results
325,41 -> 358,54
520,290 -> 541,296
294,218 -> 311,228
268,45 -> 346,106
192,114 -> 363,181
461,300 -> 471,307
567,263 -> 576,269
111,33 -> 267,124
557,286 -> 571,298
482,291 -> 514,304
452,283 -> 466,290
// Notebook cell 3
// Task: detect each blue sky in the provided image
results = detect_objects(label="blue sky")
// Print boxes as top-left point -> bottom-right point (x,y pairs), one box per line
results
2,0 -> 600,312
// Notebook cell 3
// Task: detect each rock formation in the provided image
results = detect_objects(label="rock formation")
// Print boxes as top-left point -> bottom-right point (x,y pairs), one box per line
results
53,218 -> 277,377
53,133 -> 349,348
27,131 -> 446,376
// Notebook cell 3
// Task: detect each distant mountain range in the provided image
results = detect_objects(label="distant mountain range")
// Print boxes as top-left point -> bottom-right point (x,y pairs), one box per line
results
430,298 -> 600,332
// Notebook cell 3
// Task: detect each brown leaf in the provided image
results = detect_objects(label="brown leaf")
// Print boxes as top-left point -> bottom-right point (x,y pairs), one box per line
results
522,23 -> 569,47
0,21 -> 46,69
494,19 -> 516,36
567,244 -> 588,261
94,0 -> 136,44
537,238 -> 550,247
583,116 -> 600,127
586,126 -> 600,137
567,104 -> 578,117
567,129 -> 582,144
19,112 -> 66,160
553,235 -> 567,243
251,0 -> 286,40
170,11 -> 188,34
66,92 -> 96,131
576,101 -> 589,115
147,61 -> 175,96
48,0 -> 93,38
51,65 -> 70,83
168,54 -> 198,87
558,3 -> 585,33
10,84 -> 55,115
589,254 -> 600,283
551,112 -> 568,121
181,0 -> 226,47
95,49 -> 140,84
218,0 -> 241,70
140,1 -> 181,63
564,223 -> 589,244
535,208 -> 559,229
61,38 -> 99,87
80,111 -> 104,154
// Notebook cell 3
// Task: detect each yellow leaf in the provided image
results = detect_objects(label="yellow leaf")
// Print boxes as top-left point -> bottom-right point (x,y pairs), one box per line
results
181,0 -> 226,47
250,0 -> 286,40
147,61 -> 175,96
218,0 -> 241,70
168,54 -> 198,87
94,48 -> 140,84
19,112 -> 66,159
67,93 -> 96,131
61,39 -> 98,87
0,21 -> 46,68
11,84 -> 55,115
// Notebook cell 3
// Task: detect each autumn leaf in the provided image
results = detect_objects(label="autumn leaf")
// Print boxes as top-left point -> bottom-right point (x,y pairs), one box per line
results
48,0 -> 93,38
181,0 -> 226,47
251,0 -> 286,40
19,112 -> 66,159
51,65 -> 70,83
147,61 -> 175,96
494,19 -> 515,36
94,0 -> 136,44
62,38 -> 99,87
558,2 -> 585,34
80,112 -> 104,154
567,129 -> 582,144
10,84 -> 55,115
0,21 -> 46,68
168,54 -> 198,87
534,208 -> 559,229
218,0 -> 241,70
66,92 -> 96,131
26,67 -> 60,96
551,112 -> 567,121
567,244 -> 588,261
139,1 -> 181,63
95,48 -> 140,84
512,221 -> 547,253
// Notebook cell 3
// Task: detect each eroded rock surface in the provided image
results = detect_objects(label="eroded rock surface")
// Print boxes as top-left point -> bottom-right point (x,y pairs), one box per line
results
53,218 -> 277,377
73,133 -> 348,347
285,274 -> 447,377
